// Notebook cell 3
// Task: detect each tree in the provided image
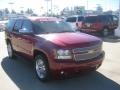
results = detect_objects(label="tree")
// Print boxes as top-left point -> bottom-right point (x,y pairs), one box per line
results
4,8 -> 10,14
25,8 -> 33,14
61,7 -> 70,16
0,10 -> 2,16
11,10 -> 16,14
20,10 -> 24,14
96,4 -> 103,14
74,6 -> 85,15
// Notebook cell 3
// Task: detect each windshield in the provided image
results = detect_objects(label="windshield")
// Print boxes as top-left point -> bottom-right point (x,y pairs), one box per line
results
66,17 -> 76,22
33,21 -> 74,34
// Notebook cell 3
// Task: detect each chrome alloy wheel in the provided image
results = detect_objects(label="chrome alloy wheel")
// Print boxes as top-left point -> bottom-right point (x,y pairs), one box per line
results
36,59 -> 47,79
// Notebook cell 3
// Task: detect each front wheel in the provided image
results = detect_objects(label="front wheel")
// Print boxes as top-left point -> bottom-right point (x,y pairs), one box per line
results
35,55 -> 50,82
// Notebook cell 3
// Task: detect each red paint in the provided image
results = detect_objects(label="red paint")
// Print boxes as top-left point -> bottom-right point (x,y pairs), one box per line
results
5,17 -> 105,78
81,15 -> 118,34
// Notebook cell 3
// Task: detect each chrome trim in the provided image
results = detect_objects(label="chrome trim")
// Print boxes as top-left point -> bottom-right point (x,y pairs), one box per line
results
73,43 -> 102,61
72,43 -> 102,54
74,51 -> 101,61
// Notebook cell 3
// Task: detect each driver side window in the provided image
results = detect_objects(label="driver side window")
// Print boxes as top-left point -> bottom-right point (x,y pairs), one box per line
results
21,20 -> 33,33
13,20 -> 22,32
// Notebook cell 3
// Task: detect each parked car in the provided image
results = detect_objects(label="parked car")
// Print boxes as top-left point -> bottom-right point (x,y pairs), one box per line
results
5,17 -> 105,82
0,20 -> 8,32
80,15 -> 118,36
66,15 -> 84,30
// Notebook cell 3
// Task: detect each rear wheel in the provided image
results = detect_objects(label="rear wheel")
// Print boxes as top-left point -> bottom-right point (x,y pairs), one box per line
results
35,55 -> 50,82
110,30 -> 115,36
7,42 -> 15,58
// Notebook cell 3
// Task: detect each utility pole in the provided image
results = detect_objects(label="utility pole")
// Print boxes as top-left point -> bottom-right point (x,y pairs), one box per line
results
8,2 -> 14,13
115,0 -> 120,37
87,0 -> 88,10
45,0 -> 50,16
86,0 -> 88,16
51,0 -> 52,16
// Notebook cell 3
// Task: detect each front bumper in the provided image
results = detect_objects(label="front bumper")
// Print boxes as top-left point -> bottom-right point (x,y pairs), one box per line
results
50,51 -> 105,78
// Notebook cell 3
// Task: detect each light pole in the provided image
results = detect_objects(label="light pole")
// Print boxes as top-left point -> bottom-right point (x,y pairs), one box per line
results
51,0 -> 52,16
86,0 -> 88,16
8,2 -> 14,13
45,0 -> 50,16
87,0 -> 88,10
20,7 -> 24,14
115,0 -> 120,37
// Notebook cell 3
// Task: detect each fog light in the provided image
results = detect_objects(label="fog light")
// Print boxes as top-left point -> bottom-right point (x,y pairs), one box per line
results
61,71 -> 64,75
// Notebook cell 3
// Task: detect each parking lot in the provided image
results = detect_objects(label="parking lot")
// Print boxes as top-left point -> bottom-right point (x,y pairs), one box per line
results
0,31 -> 120,90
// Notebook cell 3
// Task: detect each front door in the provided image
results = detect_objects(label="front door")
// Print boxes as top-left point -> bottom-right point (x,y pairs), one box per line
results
18,20 -> 34,57
11,20 -> 23,52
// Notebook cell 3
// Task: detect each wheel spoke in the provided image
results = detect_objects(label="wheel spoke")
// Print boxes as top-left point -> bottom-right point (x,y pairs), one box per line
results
36,59 -> 46,79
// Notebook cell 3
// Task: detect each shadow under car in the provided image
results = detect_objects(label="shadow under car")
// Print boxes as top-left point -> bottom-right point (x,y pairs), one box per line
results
1,56 -> 120,90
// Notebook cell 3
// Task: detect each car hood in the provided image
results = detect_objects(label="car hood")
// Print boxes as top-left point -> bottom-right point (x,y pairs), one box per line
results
36,32 -> 102,48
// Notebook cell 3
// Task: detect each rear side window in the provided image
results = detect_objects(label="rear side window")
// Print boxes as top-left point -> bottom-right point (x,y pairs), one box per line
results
98,16 -> 109,22
84,16 -> 101,23
6,20 -> 16,31
13,20 -> 23,32
99,15 -> 113,22
66,17 -> 76,22
78,16 -> 83,21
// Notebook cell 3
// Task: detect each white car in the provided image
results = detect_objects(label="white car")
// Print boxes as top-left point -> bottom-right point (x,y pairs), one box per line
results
66,16 -> 84,31
0,20 -> 8,31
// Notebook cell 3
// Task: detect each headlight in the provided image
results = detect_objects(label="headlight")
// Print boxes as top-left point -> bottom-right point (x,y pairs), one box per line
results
55,49 -> 72,59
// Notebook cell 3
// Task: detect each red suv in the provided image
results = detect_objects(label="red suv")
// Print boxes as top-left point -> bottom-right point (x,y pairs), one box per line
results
5,17 -> 105,81
81,15 -> 118,36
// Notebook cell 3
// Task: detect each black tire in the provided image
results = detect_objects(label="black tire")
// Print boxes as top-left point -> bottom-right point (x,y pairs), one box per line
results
101,28 -> 109,37
7,42 -> 15,59
110,30 -> 115,36
35,55 -> 50,82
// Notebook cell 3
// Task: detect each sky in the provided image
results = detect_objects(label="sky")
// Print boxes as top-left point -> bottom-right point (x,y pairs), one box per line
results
0,0 -> 119,14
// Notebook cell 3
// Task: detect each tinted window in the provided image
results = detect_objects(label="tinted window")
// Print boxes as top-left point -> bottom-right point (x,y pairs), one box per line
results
6,19 -> 16,31
113,16 -> 118,21
84,16 -> 99,23
66,17 -> 76,22
13,20 -> 23,32
33,21 -> 74,34
22,20 -> 33,32
78,16 -> 83,21
98,16 -> 110,22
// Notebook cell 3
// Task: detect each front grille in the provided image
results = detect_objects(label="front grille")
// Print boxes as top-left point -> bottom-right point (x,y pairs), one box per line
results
74,51 -> 101,61
73,43 -> 102,61
73,43 -> 101,54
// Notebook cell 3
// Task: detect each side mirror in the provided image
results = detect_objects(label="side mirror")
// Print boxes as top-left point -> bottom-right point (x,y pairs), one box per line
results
19,28 -> 33,34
